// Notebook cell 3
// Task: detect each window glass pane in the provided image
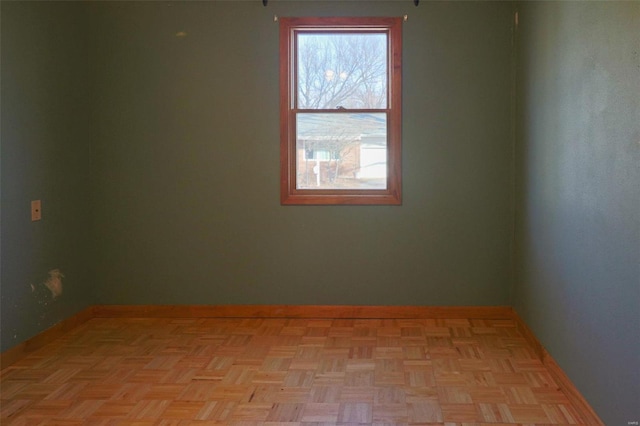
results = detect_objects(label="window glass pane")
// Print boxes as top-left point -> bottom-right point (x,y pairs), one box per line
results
297,33 -> 387,109
296,113 -> 387,190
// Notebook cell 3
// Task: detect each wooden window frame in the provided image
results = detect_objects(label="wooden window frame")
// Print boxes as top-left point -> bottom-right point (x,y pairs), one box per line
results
280,17 -> 403,205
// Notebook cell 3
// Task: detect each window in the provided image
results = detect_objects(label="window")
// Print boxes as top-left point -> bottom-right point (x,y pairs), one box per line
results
280,17 -> 403,205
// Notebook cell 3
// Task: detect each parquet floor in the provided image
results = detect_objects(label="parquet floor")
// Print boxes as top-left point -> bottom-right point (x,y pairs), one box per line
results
1,317 -> 586,425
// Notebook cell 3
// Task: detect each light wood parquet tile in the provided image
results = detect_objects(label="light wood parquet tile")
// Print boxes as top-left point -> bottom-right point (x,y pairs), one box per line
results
1,317 -> 588,425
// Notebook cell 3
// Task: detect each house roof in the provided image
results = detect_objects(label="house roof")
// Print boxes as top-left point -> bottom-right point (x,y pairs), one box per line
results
296,112 -> 387,143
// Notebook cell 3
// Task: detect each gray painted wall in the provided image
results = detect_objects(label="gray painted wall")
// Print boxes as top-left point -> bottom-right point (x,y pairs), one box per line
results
513,2 -> 640,424
90,1 -> 514,306
1,3 -> 95,352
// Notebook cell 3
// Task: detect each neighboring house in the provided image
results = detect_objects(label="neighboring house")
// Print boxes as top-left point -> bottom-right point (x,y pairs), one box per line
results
296,113 -> 387,189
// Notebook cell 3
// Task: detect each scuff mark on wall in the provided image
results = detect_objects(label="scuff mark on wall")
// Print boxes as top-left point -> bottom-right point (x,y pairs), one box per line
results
25,269 -> 66,329
43,269 -> 64,298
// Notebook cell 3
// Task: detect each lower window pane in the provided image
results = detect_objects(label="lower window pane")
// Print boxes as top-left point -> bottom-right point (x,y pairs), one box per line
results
296,113 -> 387,190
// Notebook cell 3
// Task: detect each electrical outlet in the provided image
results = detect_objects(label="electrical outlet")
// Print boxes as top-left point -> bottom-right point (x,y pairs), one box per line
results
31,200 -> 42,221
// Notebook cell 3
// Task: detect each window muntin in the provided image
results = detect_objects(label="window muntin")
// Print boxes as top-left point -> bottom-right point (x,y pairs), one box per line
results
280,17 -> 402,205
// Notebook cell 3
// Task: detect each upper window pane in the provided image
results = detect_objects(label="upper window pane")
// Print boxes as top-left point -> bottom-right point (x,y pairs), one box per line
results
297,33 -> 388,109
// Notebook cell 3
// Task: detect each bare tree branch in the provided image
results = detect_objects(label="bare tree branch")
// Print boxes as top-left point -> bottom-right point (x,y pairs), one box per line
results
297,33 -> 387,109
